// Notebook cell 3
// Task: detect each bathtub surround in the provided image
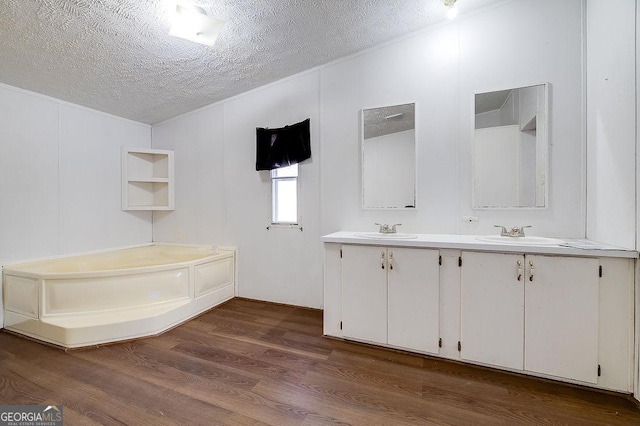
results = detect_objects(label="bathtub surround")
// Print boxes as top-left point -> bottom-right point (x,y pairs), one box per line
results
2,243 -> 236,348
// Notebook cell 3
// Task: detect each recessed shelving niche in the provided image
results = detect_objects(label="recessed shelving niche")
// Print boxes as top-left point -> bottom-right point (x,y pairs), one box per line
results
122,147 -> 174,210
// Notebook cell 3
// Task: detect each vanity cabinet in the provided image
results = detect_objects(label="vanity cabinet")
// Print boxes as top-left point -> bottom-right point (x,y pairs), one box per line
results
322,232 -> 635,394
341,245 -> 440,353
460,252 -> 599,383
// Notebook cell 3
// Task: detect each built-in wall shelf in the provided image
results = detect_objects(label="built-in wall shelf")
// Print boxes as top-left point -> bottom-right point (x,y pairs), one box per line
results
122,147 -> 174,210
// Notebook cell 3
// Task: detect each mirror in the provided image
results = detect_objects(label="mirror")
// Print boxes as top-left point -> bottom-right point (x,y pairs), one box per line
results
473,83 -> 548,208
362,103 -> 416,210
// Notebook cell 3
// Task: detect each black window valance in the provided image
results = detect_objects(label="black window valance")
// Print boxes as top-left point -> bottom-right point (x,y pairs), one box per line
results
255,118 -> 311,171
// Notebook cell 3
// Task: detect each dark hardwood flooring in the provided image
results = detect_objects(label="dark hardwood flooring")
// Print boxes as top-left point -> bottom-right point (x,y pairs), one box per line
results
1,298 -> 639,425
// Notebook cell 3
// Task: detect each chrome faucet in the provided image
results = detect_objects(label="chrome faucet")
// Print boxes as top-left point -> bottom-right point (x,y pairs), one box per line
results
375,223 -> 401,234
494,225 -> 531,237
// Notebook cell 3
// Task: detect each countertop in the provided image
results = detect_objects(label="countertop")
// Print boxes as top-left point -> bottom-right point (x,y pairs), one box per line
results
321,231 -> 639,259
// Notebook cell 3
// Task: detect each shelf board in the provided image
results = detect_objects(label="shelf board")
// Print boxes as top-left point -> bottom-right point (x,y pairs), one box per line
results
124,205 -> 175,211
127,177 -> 170,183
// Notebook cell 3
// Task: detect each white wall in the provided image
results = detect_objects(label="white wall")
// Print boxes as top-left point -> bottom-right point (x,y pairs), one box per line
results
322,0 -> 585,238
59,105 -> 153,253
321,21 -> 462,236
475,109 -> 501,129
637,1 -> 640,255
586,0 -> 637,250
0,85 -> 60,263
224,72 -> 322,307
363,129 -> 415,208
152,0 -> 589,308
0,83 -> 153,263
474,125 -> 521,207
458,0 -> 584,237
153,71 -> 322,308
151,104 -> 227,244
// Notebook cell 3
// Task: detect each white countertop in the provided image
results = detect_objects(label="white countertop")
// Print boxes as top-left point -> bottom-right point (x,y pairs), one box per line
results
321,231 -> 639,259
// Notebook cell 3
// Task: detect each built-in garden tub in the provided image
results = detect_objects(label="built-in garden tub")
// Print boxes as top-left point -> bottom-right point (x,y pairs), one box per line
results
2,243 -> 236,348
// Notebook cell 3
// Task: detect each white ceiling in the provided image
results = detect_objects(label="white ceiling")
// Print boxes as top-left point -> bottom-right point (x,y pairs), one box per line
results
475,89 -> 512,114
0,0 -> 504,124
364,103 -> 415,140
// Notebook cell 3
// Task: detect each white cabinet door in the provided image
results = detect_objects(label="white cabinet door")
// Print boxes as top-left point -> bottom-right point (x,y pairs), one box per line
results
460,251 -> 524,370
524,255 -> 599,383
387,247 -> 440,354
341,245 -> 387,345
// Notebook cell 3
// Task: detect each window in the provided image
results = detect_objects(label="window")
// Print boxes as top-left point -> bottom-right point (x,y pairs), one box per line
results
271,164 -> 298,224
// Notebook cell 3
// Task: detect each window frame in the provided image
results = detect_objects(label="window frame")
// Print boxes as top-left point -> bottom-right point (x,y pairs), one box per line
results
270,164 -> 299,226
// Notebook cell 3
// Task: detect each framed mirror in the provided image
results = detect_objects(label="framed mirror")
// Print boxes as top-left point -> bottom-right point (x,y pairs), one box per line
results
473,83 -> 548,209
362,103 -> 416,210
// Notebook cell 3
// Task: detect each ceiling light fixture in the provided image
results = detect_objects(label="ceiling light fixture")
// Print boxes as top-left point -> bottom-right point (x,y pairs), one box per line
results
442,0 -> 458,20
169,3 -> 224,46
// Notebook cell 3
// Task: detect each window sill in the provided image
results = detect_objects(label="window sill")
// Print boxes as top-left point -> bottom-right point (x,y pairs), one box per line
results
267,224 -> 303,231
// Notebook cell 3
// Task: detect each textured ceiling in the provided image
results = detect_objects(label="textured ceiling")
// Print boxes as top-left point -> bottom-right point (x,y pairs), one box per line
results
0,0 -> 504,124
364,103 -> 415,140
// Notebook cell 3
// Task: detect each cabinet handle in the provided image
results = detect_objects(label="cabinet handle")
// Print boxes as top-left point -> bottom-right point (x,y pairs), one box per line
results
517,260 -> 522,281
381,251 -> 385,269
529,260 -> 534,282
389,251 -> 394,270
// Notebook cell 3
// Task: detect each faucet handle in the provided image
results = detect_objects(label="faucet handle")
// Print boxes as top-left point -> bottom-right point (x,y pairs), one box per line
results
494,225 -> 508,236
375,223 -> 392,233
518,225 -> 532,236
391,224 -> 401,233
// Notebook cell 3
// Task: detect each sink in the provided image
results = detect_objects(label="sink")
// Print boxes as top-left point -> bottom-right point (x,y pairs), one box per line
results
476,235 -> 564,246
354,232 -> 418,240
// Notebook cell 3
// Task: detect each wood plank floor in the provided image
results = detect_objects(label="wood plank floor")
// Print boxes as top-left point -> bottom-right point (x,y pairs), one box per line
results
1,298 -> 639,425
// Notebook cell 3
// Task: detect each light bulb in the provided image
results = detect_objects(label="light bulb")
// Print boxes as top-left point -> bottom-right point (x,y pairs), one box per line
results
446,5 -> 458,19
169,3 -> 224,46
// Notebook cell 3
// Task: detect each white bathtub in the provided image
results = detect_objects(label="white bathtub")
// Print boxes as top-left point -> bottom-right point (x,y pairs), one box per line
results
2,243 -> 235,348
